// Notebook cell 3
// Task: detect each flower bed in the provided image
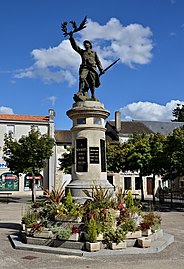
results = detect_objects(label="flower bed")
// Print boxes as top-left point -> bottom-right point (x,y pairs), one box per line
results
22,186 -> 162,251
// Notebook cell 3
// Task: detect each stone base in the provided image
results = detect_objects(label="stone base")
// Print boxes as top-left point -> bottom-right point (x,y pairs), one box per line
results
33,230 -> 53,239
137,238 -> 151,248
85,241 -> 101,252
142,229 -> 152,236
126,230 -> 142,239
66,179 -> 114,204
109,241 -> 126,250
66,100 -> 113,204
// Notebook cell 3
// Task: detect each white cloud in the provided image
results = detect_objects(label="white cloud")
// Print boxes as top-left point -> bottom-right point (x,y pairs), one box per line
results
169,32 -> 176,36
120,100 -> 184,121
14,17 -> 153,85
48,96 -> 56,106
0,106 -> 14,114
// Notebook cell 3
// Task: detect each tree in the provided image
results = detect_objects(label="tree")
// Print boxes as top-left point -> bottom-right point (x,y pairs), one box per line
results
3,127 -> 54,202
164,127 -> 184,176
58,147 -> 73,174
148,133 -> 166,203
162,127 -> 184,206
123,133 -> 152,202
106,141 -> 126,173
172,104 -> 184,122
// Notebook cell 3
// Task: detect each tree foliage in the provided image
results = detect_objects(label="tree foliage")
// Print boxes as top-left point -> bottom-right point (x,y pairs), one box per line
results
148,133 -> 166,176
58,147 -> 73,174
172,103 -> 184,122
148,133 -> 166,203
164,126 -> 184,179
122,133 -> 152,201
106,141 -> 126,173
3,127 -> 54,174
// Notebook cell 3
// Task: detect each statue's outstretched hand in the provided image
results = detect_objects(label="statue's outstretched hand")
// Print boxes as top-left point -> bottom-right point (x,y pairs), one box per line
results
100,69 -> 105,76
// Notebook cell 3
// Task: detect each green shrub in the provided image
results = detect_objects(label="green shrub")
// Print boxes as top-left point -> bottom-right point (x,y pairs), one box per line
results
87,216 -> 97,243
104,227 -> 126,245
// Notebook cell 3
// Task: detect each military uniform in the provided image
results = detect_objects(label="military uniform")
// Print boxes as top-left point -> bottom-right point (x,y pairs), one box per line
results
69,35 -> 103,96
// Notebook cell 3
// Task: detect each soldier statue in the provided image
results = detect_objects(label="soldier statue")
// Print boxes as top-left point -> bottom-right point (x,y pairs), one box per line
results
61,17 -> 119,102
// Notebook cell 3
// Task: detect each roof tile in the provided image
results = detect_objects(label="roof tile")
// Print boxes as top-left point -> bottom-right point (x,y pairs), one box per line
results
0,114 -> 49,122
55,130 -> 72,143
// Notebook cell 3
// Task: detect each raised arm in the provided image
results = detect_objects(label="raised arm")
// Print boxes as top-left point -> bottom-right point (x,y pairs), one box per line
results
69,33 -> 82,54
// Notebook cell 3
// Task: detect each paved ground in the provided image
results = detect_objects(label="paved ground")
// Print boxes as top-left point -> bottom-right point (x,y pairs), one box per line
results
0,197 -> 184,269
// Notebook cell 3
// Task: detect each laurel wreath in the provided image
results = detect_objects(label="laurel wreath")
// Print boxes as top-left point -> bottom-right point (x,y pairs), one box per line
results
61,16 -> 87,37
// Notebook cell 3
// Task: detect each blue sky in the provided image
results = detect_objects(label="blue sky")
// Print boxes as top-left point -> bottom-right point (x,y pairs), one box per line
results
0,0 -> 184,130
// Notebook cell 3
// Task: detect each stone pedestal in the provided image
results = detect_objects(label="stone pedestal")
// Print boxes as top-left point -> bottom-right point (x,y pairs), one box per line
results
66,101 -> 114,203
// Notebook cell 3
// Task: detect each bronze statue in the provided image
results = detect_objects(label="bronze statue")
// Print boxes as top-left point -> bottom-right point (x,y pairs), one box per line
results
61,17 -> 119,102
69,32 -> 104,101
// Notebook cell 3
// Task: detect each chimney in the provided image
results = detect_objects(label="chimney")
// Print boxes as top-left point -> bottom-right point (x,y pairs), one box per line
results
115,111 -> 121,132
48,109 -> 56,122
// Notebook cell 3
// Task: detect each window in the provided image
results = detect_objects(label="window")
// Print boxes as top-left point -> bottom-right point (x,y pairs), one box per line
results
77,118 -> 86,124
7,125 -> 15,136
135,177 -> 141,190
124,177 -> 131,190
93,118 -> 102,125
0,173 -> 19,191
24,173 -> 43,191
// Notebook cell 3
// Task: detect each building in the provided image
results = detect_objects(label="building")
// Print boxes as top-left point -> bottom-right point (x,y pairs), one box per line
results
55,130 -> 72,187
105,112 -> 184,198
0,110 -> 55,195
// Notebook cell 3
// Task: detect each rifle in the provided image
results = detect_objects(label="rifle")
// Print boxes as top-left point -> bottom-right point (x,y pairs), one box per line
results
100,58 -> 120,77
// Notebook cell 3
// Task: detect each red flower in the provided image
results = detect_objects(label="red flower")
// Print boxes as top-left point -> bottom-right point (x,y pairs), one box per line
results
72,225 -> 80,234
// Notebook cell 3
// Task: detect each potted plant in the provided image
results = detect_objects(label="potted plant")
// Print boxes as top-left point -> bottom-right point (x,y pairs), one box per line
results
85,216 -> 100,252
22,208 -> 39,235
120,217 -> 142,239
51,224 -> 72,241
140,212 -> 161,234
31,223 -> 53,238
55,190 -> 83,222
104,227 -> 127,250
125,191 -> 141,225
69,225 -> 80,241
140,222 -> 152,236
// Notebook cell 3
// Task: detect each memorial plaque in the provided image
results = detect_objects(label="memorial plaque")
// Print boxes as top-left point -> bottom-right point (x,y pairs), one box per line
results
76,138 -> 88,172
100,139 -> 106,172
90,147 -> 99,164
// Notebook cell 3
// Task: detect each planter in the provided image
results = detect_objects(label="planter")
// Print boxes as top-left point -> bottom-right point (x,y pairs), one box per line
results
109,241 -> 126,250
33,230 -> 53,239
142,228 -> 152,236
126,230 -> 142,239
67,233 -> 80,241
137,238 -> 151,248
85,241 -> 101,252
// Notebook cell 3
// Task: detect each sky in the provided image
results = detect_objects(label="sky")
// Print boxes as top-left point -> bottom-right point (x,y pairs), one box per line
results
0,0 -> 184,130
